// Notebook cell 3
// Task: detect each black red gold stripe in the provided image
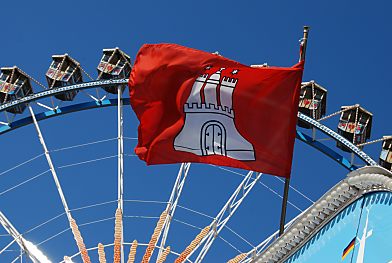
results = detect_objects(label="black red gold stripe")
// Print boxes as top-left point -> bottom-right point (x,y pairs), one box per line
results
342,237 -> 356,260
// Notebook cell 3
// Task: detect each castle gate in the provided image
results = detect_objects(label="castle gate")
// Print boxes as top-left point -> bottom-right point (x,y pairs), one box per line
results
201,121 -> 227,156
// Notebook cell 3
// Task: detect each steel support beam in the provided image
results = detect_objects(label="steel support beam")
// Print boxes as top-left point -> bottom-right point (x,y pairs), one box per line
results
0,99 -> 130,136
0,79 -> 128,113
28,105 -> 91,263
28,105 -> 72,220
157,162 -> 191,260
298,113 -> 377,166
117,86 -> 125,263
0,211 -> 49,263
187,171 -> 262,262
295,130 -> 357,171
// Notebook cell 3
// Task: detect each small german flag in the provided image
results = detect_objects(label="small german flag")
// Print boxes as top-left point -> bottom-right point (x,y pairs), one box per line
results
342,237 -> 356,260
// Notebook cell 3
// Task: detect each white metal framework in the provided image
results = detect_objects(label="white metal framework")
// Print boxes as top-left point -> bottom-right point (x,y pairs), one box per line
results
0,79 -> 128,112
187,171 -> 263,262
117,86 -> 125,263
28,104 -> 72,221
0,211 -> 51,263
157,162 -> 191,259
298,113 -> 377,166
28,104 -> 91,263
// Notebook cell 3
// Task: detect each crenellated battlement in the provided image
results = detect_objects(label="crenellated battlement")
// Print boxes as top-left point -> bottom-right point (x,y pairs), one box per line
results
185,68 -> 238,115
184,102 -> 234,118
195,73 -> 208,82
221,77 -> 238,88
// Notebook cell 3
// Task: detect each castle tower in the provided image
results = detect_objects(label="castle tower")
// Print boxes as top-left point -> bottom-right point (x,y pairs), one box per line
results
174,67 -> 255,161
186,73 -> 208,104
220,75 -> 237,110
203,67 -> 223,105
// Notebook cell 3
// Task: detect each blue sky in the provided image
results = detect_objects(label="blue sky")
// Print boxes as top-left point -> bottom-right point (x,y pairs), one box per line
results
0,0 -> 391,262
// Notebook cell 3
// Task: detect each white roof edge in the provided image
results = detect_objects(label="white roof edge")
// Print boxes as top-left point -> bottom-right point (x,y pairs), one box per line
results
249,165 -> 392,263
301,81 -> 328,93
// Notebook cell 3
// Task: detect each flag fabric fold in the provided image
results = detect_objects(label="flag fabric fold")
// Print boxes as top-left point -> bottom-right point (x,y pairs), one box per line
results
129,43 -> 303,177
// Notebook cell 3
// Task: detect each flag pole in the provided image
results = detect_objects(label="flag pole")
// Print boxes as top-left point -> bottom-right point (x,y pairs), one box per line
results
279,26 -> 310,237
299,26 -> 310,62
279,178 -> 290,236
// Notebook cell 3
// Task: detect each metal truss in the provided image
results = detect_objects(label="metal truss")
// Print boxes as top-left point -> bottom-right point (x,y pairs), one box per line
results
0,211 -> 49,262
297,113 -> 377,166
0,99 -> 130,135
157,162 -> 191,259
0,79 -> 127,112
296,130 -> 358,171
186,171 -> 263,262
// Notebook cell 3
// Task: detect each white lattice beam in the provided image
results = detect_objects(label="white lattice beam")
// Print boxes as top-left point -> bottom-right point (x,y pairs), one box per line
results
187,171 -> 262,262
157,162 -> 191,259
0,211 -> 51,263
28,104 -> 91,263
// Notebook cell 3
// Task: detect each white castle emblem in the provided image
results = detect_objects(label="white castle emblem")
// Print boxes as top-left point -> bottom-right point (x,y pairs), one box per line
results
174,67 -> 255,160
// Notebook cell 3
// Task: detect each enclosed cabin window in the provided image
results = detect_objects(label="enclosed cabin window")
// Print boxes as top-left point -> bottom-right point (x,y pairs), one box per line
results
0,73 -> 9,81
97,53 -> 113,75
0,73 -> 10,102
112,59 -> 126,75
102,53 -> 110,62
14,78 -> 25,88
63,64 -> 75,82
337,106 -> 372,152
13,77 -> 27,97
50,61 -> 60,70
97,48 -> 132,94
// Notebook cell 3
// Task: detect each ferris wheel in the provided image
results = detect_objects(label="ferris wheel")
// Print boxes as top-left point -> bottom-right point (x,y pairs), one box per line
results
0,43 -> 391,263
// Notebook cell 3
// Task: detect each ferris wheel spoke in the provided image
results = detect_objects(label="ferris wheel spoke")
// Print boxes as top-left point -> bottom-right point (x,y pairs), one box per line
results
157,162 -> 191,260
117,86 -> 125,263
183,171 -> 262,263
80,90 -> 100,102
0,210 -> 50,262
27,104 -> 92,263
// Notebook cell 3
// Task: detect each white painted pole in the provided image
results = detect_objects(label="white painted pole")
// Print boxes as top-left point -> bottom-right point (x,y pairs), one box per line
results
117,86 -> 125,263
157,162 -> 191,260
28,105 -> 71,221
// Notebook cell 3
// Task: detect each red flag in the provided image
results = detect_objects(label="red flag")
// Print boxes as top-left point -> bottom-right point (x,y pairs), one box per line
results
129,44 -> 303,177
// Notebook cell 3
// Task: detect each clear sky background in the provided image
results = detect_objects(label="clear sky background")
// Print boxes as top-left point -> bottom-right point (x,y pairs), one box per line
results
0,0 -> 391,262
